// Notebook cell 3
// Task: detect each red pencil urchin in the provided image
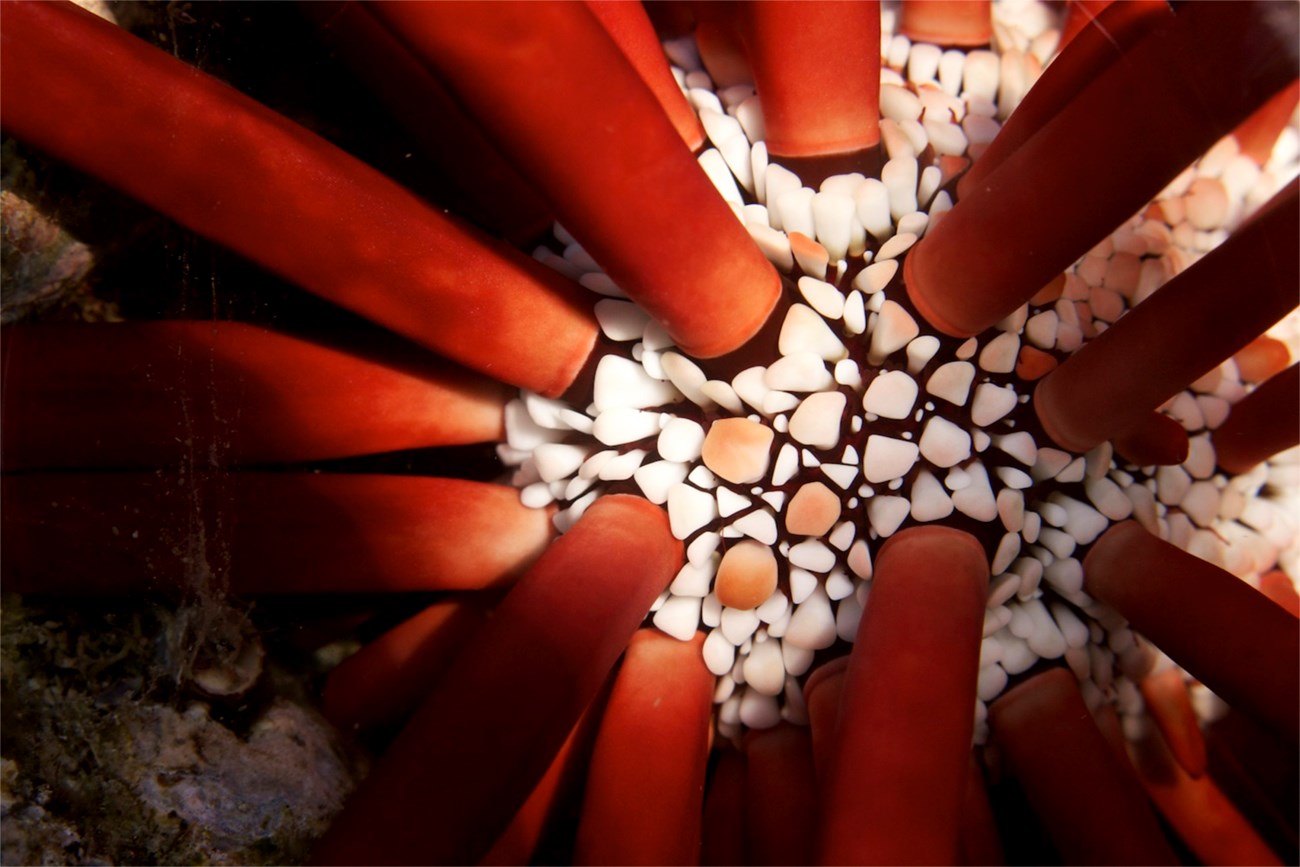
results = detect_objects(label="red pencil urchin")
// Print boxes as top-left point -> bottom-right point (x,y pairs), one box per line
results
2,1 -> 1298,865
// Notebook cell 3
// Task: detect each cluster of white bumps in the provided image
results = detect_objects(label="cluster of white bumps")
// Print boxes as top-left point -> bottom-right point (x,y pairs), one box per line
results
499,0 -> 1300,743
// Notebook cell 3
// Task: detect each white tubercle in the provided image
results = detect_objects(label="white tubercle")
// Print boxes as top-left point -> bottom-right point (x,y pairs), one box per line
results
732,509 -> 778,545
836,594 -> 865,642
701,380 -> 746,415
963,50 -> 1000,102
811,192 -> 856,262
756,590 -> 790,624
593,354 -> 682,412
843,291 -> 868,336
994,431 -> 1039,466
594,299 -> 651,342
854,177 -> 894,241
1024,599 -> 1068,660
667,482 -> 717,539
879,119 -> 913,161
1047,492 -> 1109,545
798,276 -> 847,320
924,118 -> 968,157
910,470 -> 954,521
688,532 -> 720,566
876,231 -> 918,261
867,495 -> 911,537
863,435 -> 920,483
918,416 -> 973,468
881,156 -> 919,220
917,163 -> 944,209
997,488 -> 1026,532
788,391 -> 847,449
788,540 -> 837,573
868,300 -> 920,365
784,586 -> 837,650
938,48 -> 965,96
780,304 -> 849,361
1032,447 -> 1073,482
991,532 -> 1021,576
1084,476 -> 1133,521
593,407 -> 665,446
654,595 -> 703,641
978,332 -> 1020,373
642,319 -> 673,351
821,463 -> 859,490
698,106 -> 746,149
907,42 -> 942,83
506,399 -> 566,451
906,335 -> 942,374
747,222 -> 795,272
718,134 -> 755,194
835,359 -> 863,388
1025,310 -> 1058,349
970,383 -> 1018,427
748,139 -> 770,205
699,147 -> 744,205
952,462 -> 997,522
598,449 -> 647,481
880,83 -> 923,122
853,259 -> 899,295
578,450 -> 616,481
764,162 -> 802,227
634,460 -> 689,505
660,351 -> 713,408
716,486 -> 753,519
828,520 -> 857,551
687,86 -> 723,114
721,606 -> 761,646
736,94 -> 766,144
670,560 -> 715,597
826,571 -> 857,608
788,568 -> 818,606
926,360 -> 976,406
533,442 -> 589,483
820,172 -> 866,197
557,409 -> 594,434
863,369 -> 919,419
744,637 -> 787,696
765,352 -> 835,392
703,629 -> 736,676
769,442 -> 800,486
731,366 -> 771,414
780,186 -> 819,240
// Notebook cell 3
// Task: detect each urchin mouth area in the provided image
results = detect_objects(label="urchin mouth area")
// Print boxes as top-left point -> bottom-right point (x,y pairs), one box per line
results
507,217 -> 1072,737
500,2 -> 1300,745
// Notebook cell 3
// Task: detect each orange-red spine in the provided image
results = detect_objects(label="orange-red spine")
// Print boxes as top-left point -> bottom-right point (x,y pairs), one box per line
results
0,322 -> 508,470
989,669 -> 1179,865
0,1 -> 599,396
573,630 -> 714,865
2,473 -> 554,595
907,2 -> 1298,337
1085,522 -> 1300,743
817,528 -> 988,865
372,1 -> 780,360
312,496 -> 681,865
1213,363 -> 1300,475
1035,181 -> 1298,453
